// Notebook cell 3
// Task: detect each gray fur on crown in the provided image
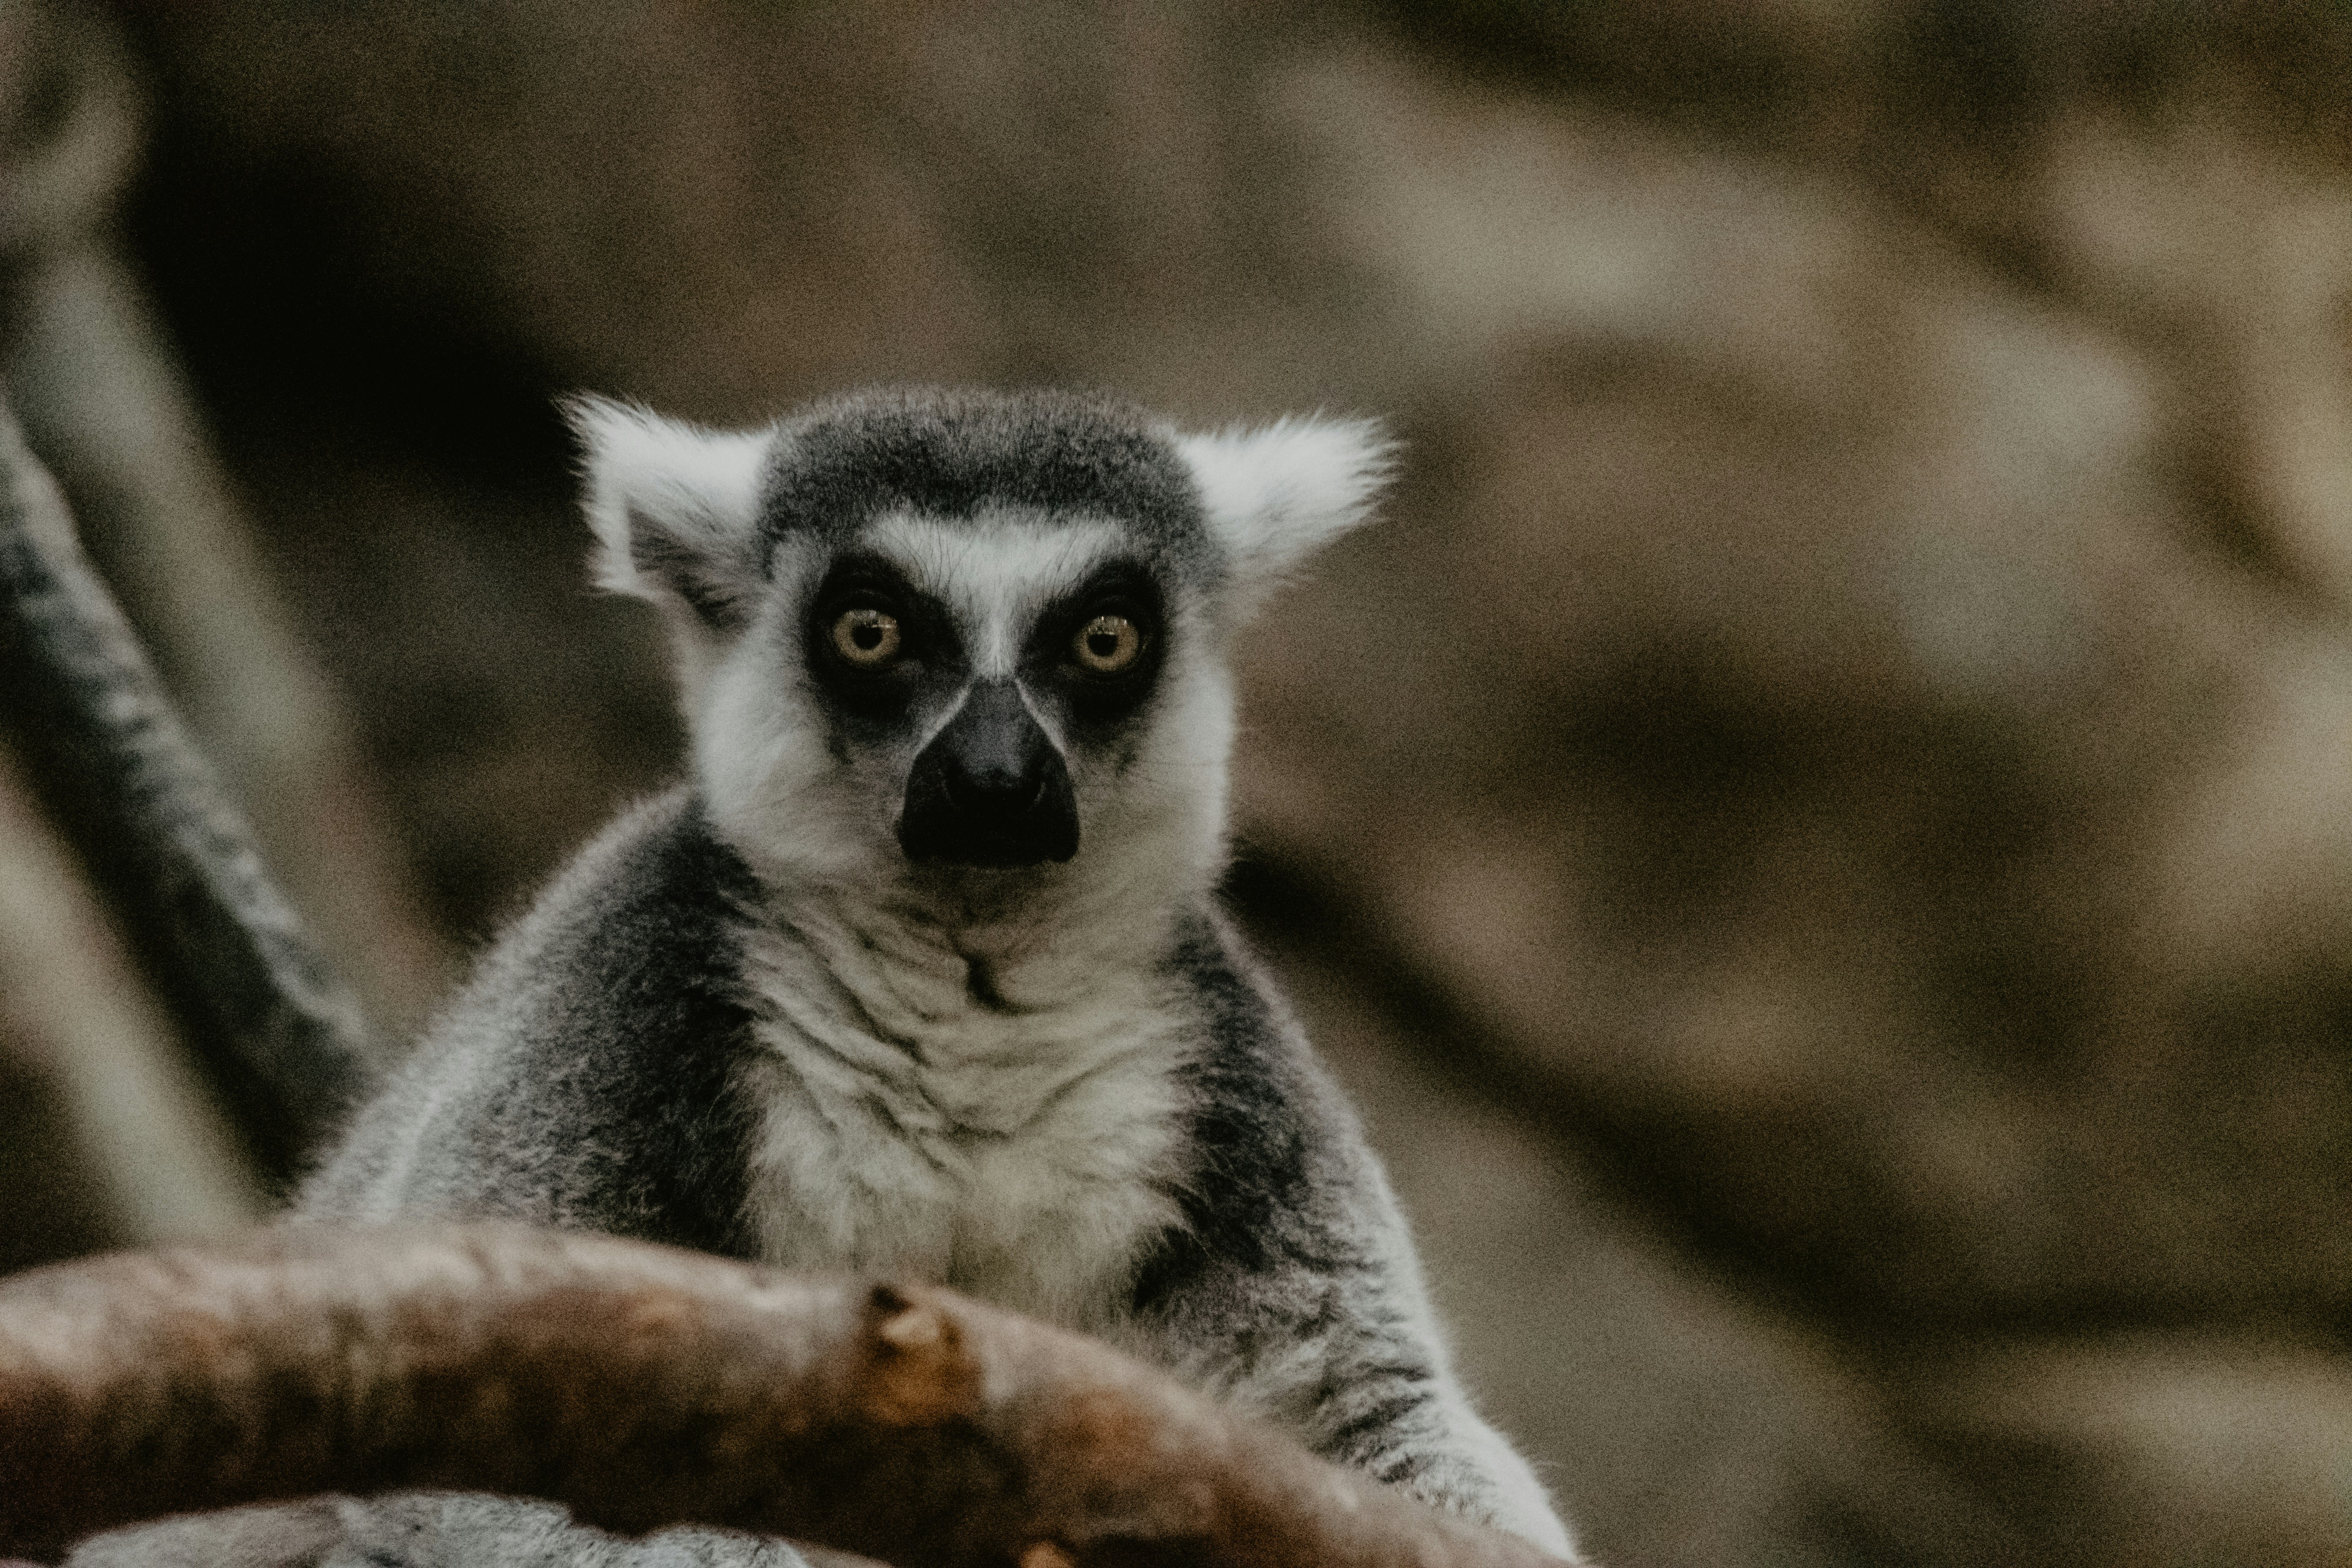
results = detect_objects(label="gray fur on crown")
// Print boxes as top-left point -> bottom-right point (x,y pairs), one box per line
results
757,385 -> 1215,572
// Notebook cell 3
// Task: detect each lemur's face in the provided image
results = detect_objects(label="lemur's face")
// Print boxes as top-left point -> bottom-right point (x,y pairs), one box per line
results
570,387 -> 1388,901
799,512 -> 1165,868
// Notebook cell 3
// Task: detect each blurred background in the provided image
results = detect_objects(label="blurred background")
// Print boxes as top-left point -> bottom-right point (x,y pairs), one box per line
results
5,2 -> 2352,1563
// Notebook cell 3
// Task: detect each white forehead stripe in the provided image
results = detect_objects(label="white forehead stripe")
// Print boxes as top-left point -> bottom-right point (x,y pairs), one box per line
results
863,511 -> 1125,676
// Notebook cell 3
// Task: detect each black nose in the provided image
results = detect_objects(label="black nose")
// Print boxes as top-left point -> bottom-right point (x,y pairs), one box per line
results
898,681 -> 1080,867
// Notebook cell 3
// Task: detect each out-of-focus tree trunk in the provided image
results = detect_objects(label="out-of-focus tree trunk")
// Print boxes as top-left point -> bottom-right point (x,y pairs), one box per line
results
0,389 -> 373,1183
0,735 -> 258,1268
0,0 -> 450,1049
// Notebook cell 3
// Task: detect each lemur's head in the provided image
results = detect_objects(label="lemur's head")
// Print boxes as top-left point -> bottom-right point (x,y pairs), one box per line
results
570,386 -> 1388,914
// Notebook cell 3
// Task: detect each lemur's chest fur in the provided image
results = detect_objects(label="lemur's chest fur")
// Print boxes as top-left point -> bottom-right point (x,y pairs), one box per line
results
732,901 -> 1189,1331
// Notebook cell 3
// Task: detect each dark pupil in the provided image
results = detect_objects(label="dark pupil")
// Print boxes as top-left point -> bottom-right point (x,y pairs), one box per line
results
852,621 -> 883,651
1088,629 -> 1120,658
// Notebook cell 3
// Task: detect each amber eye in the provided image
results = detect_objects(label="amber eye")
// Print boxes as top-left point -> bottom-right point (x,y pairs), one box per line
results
831,606 -> 902,666
1073,613 -> 1143,674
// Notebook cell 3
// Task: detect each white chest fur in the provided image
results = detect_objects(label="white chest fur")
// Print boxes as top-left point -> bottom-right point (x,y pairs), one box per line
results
733,898 -> 1190,1331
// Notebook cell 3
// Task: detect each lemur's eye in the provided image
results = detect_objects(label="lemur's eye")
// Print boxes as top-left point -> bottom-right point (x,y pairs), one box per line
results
831,607 -> 902,666
1072,613 -> 1143,674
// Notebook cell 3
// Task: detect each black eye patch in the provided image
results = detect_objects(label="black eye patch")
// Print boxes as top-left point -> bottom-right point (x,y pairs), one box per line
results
1023,558 -> 1166,727
803,553 -> 964,721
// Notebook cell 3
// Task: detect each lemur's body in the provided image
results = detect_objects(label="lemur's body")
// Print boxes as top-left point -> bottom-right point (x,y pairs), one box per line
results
298,387 -> 1570,1563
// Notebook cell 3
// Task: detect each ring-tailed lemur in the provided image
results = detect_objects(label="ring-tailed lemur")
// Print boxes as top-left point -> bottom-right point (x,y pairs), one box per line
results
293,387 -> 1572,1563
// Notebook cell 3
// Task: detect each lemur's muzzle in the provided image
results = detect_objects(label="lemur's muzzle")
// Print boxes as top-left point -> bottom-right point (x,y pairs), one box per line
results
898,680 -> 1080,867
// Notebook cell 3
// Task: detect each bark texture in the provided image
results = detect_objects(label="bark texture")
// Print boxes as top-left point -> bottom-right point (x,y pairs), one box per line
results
0,1224 -> 1573,1568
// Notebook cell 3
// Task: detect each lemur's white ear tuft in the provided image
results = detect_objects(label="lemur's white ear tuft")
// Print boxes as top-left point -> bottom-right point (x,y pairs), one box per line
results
564,395 -> 775,629
1176,416 -> 1395,613
1176,421 -> 1392,616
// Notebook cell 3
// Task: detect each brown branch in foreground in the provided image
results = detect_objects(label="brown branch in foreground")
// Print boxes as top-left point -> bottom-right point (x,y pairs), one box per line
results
0,1225 -> 1577,1568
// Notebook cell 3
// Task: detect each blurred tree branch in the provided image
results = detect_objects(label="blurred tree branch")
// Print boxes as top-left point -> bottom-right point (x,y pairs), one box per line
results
0,0 -> 450,1047
0,734 -> 259,1266
0,393 -> 374,1182
0,2 -> 446,1193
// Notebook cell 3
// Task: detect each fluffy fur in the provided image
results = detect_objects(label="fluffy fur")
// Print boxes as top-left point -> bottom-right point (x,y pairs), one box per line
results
83,387 -> 1572,1567
1177,416 -> 1396,617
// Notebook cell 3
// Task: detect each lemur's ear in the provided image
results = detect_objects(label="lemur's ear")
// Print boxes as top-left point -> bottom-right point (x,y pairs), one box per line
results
564,395 -> 774,631
1175,416 -> 1394,615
